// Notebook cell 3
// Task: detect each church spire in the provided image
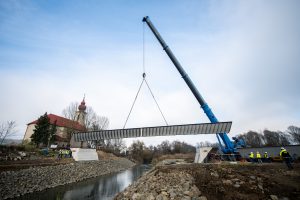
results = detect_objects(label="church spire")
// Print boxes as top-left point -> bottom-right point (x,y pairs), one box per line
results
76,95 -> 87,126
78,94 -> 86,112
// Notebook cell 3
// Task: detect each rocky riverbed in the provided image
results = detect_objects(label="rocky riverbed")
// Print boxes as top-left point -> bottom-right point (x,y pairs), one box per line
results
0,158 -> 135,199
115,167 -> 205,200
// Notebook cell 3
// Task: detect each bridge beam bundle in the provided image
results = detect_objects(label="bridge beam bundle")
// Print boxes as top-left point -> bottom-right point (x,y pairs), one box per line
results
73,122 -> 232,142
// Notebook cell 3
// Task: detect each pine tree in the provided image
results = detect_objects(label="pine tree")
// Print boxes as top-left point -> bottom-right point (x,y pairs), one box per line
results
31,112 -> 51,147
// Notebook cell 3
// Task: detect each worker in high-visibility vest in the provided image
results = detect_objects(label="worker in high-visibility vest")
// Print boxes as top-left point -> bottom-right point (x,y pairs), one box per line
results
264,152 -> 269,162
256,151 -> 262,163
249,152 -> 254,163
58,149 -> 63,160
280,147 -> 293,169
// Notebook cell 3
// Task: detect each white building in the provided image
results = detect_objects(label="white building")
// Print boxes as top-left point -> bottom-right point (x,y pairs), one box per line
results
23,98 -> 87,146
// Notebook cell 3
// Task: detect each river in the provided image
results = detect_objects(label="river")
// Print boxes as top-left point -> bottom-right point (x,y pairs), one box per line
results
17,164 -> 151,200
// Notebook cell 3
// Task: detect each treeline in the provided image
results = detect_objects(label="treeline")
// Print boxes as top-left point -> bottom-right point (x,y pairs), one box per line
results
127,140 -> 195,163
237,125 -> 300,148
101,125 -> 300,162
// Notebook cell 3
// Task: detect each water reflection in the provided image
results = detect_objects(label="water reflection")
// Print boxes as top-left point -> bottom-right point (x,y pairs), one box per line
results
18,165 -> 150,200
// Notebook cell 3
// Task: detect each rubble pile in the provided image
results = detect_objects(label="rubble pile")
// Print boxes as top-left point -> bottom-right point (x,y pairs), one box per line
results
189,164 -> 300,200
115,169 -> 206,200
115,163 -> 300,200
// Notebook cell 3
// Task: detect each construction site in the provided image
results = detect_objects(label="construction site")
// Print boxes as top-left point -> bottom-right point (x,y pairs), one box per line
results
1,1 -> 300,200
116,162 -> 300,200
114,16 -> 300,200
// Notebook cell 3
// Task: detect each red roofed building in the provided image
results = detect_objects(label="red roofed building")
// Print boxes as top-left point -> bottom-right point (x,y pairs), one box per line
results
23,98 -> 87,146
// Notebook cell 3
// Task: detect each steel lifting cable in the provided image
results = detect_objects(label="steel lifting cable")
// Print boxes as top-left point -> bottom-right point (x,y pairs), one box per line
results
144,79 -> 168,125
123,22 -> 168,129
123,77 -> 145,129
143,22 -> 146,75
140,21 -> 168,125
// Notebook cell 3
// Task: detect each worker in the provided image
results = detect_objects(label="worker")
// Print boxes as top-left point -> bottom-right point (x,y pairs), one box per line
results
58,149 -> 63,160
249,152 -> 254,163
280,147 -> 293,169
264,152 -> 269,162
64,149 -> 68,158
256,151 -> 262,163
67,149 -> 71,158
68,149 -> 72,158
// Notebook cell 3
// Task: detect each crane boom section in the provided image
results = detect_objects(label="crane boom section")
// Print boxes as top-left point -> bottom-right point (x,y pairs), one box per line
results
142,16 -> 235,153
143,18 -> 206,107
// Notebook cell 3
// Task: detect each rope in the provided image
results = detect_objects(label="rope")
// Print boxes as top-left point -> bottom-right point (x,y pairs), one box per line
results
123,78 -> 145,129
123,21 -> 168,128
143,22 -> 146,74
122,76 -> 169,129
142,21 -> 168,126
145,79 -> 169,126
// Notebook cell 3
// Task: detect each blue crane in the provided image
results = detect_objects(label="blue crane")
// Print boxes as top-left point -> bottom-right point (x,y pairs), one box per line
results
142,16 -> 245,155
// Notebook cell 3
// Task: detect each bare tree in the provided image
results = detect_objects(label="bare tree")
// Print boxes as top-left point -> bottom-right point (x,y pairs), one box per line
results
196,141 -> 218,148
278,131 -> 291,146
84,107 -> 109,131
62,102 -> 109,131
263,130 -> 280,146
107,139 -> 126,152
157,140 -> 172,154
129,140 -> 145,162
0,121 -> 17,145
62,102 -> 79,121
287,125 -> 300,144
237,131 -> 264,147
171,140 -> 195,153
63,101 -> 113,148
61,102 -> 84,141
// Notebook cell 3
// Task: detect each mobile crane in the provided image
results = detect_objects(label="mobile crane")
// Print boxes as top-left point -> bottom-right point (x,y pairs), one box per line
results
142,16 -> 245,155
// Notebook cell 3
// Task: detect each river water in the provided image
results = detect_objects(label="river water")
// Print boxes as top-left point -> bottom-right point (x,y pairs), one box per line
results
18,165 -> 150,200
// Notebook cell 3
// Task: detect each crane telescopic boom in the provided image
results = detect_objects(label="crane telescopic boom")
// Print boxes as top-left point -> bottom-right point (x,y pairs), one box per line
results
142,16 -> 237,153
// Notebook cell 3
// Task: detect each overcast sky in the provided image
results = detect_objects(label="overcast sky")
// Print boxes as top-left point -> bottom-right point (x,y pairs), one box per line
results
0,0 -> 299,146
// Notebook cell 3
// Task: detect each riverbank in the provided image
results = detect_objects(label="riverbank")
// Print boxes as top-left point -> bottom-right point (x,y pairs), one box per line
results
0,158 -> 135,199
115,163 -> 300,200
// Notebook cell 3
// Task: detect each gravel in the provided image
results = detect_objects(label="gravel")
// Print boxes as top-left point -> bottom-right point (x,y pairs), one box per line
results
114,168 -> 205,200
115,163 -> 300,200
0,158 -> 135,199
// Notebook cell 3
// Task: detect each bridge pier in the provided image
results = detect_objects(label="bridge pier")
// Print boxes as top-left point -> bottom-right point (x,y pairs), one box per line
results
194,147 -> 213,163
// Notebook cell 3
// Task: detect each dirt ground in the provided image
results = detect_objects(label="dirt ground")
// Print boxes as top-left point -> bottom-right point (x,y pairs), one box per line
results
152,153 -> 195,164
97,150 -> 121,160
0,157 -> 74,172
0,150 -> 127,172
157,162 -> 300,200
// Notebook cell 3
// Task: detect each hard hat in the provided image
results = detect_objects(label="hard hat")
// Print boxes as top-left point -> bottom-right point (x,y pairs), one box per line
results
251,152 -> 253,153
265,152 -> 267,153
281,147 -> 285,150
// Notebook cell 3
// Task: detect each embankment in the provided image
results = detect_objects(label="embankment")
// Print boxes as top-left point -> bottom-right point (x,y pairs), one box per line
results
0,158 -> 135,199
115,163 -> 300,200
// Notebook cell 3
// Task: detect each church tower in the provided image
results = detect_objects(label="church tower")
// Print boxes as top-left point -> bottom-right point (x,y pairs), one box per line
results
75,96 -> 87,126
